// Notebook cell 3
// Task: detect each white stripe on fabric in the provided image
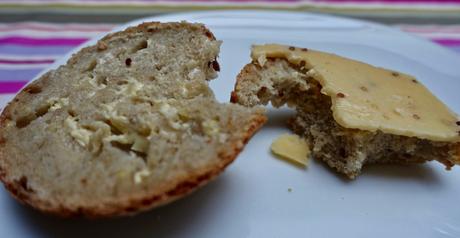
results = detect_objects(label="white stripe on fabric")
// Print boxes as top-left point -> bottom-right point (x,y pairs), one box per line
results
1,0 -> 460,10
0,64 -> 49,70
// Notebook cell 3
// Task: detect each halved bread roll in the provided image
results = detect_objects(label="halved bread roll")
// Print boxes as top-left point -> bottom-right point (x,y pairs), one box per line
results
0,22 -> 266,217
231,44 -> 460,179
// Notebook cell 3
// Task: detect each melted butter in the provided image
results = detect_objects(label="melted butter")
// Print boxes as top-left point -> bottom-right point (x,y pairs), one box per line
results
101,103 -> 131,134
65,116 -> 93,146
252,44 -> 460,142
158,101 -> 190,130
104,133 -> 149,153
118,77 -> 143,96
48,97 -> 69,111
133,169 -> 151,184
202,119 -> 220,136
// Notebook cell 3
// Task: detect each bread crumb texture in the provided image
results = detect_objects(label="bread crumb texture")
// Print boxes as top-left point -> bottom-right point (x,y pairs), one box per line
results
232,43 -> 460,179
0,22 -> 266,217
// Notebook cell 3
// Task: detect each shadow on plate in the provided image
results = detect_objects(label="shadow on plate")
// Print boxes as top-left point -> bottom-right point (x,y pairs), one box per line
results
363,163 -> 442,185
262,107 -> 295,129
311,157 -> 443,185
9,175 -> 232,238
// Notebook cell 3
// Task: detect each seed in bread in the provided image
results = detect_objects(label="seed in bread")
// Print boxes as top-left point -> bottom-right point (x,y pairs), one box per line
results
0,22 -> 266,217
231,43 -> 460,178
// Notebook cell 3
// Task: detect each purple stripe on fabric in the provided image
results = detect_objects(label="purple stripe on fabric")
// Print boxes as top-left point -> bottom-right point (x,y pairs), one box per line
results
319,0 -> 460,2
0,45 -> 75,56
32,0 -> 300,2
0,81 -> 26,94
0,59 -> 54,64
163,0 -> 300,1
0,68 -> 44,81
0,36 -> 88,46
432,39 -> 460,46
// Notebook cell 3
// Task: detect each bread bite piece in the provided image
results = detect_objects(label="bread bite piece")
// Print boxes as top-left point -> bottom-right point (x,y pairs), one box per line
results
0,22 -> 266,217
232,44 -> 460,179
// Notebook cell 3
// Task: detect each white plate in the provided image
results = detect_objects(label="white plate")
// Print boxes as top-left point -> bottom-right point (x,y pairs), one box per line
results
1,11 -> 460,238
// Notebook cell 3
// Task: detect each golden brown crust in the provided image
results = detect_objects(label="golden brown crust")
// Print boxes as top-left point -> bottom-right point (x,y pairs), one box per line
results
230,63 -> 255,104
0,22 -> 265,218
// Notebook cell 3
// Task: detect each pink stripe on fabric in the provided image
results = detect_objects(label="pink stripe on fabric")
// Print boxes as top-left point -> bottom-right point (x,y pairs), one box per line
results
0,24 -> 114,32
17,0 -> 300,2
319,0 -> 460,2
432,39 -> 460,46
0,36 -> 88,46
0,81 -> 26,94
128,0 -> 303,1
203,0 -> 299,1
0,59 -> 55,64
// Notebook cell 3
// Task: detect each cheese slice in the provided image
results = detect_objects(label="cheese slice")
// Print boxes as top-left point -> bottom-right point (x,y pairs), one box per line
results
252,44 -> 460,142
271,134 -> 310,166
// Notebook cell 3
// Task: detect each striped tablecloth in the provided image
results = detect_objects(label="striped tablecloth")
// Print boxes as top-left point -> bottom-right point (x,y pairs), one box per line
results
2,22 -> 459,94
1,0 -> 460,17
1,0 -> 460,102
0,22 -> 114,95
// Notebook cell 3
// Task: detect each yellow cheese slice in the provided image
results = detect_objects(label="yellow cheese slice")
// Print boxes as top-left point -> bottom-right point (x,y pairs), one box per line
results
271,134 -> 310,166
252,44 -> 460,142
